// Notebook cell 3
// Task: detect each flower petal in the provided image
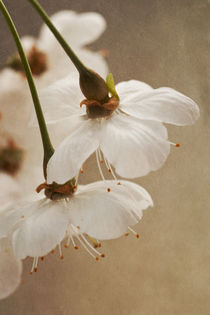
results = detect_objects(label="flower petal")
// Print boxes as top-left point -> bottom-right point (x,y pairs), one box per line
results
47,117 -> 100,184
12,199 -> 69,259
0,197 -> 43,238
21,36 -> 36,52
100,113 -> 170,178
119,83 -> 199,125
116,80 -> 153,101
39,11 -> 106,49
0,238 -> 22,300
69,180 -> 153,240
37,73 -> 83,124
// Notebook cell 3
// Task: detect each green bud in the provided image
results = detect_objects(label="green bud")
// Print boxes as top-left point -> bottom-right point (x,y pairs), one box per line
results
79,69 -> 109,103
106,73 -> 120,100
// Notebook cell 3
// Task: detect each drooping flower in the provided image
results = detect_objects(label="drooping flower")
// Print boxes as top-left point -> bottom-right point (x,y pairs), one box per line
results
39,74 -> 200,184
0,180 -> 153,267
0,173 -> 22,300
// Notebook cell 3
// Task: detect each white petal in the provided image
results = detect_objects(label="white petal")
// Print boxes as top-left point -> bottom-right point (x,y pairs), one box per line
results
0,197 -> 43,238
116,80 -> 153,101
69,180 -> 153,240
100,113 -> 170,178
39,11 -> 106,50
119,84 -> 200,126
21,36 -> 36,52
0,238 -> 22,300
47,117 -> 100,184
37,73 -> 83,124
12,199 -> 69,259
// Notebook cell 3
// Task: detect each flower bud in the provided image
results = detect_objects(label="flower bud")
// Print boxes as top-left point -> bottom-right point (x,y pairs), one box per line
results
79,69 -> 109,103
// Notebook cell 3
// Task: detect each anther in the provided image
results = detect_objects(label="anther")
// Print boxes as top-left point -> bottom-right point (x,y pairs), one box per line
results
29,271 -> 33,275
125,233 -> 129,237
60,255 -> 64,260
101,254 -> 105,258
97,242 -> 102,248
40,256 -> 45,261
74,246 -> 79,250
96,257 -> 99,261
128,227 -> 139,238
77,226 -> 80,229
176,143 -> 180,147
107,188 -> 111,192
80,168 -> 84,174
108,169 -> 111,173
51,250 -> 55,254
73,185 -> 77,189
34,268 -> 37,272
100,160 -> 104,163
64,244 -> 69,248
21,215 -> 24,219
117,182 -> 121,185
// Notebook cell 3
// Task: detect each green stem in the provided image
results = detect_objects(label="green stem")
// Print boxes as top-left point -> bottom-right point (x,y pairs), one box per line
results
28,0 -> 88,74
0,0 -> 54,178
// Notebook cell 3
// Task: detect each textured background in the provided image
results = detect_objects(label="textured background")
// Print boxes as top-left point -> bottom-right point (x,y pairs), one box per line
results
0,0 -> 210,314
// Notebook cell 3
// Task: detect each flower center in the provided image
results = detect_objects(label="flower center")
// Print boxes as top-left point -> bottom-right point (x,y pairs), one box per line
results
7,45 -> 48,77
36,178 -> 77,200
80,96 -> 119,119
0,138 -> 23,175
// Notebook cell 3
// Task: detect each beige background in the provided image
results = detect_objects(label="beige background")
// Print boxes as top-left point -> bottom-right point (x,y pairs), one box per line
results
0,0 -> 210,314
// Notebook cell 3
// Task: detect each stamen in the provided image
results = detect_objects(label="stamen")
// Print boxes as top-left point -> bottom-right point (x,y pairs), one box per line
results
107,188 -> 111,192
30,257 -> 36,274
98,149 -> 104,163
125,233 -> 129,237
102,154 -> 118,180
58,244 -> 64,259
169,141 -> 181,147
70,234 -> 78,250
96,150 -> 105,180
128,227 -> 140,238
80,234 -> 104,257
41,256 -> 45,261
34,257 -> 39,272
64,234 -> 71,248
75,235 -> 98,260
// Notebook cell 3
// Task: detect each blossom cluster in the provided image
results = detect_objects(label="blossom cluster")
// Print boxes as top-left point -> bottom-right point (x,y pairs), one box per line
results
0,10 -> 199,300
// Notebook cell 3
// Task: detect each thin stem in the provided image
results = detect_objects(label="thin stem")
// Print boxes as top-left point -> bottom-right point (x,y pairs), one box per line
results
0,0 -> 54,178
28,0 -> 88,74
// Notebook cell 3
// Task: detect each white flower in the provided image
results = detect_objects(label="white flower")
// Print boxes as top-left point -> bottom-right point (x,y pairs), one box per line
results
40,75 -> 199,184
0,174 -> 22,300
0,180 -> 153,264
0,11 -> 108,97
